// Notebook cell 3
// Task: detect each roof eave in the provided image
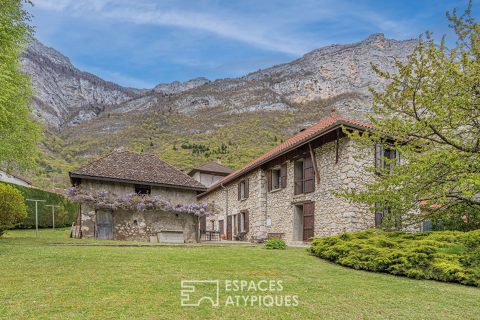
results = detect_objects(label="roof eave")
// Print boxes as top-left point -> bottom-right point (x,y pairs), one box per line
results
69,172 -> 207,192
197,120 -> 372,198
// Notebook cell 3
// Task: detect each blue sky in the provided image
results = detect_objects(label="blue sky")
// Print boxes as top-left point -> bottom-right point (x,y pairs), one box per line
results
29,0 -> 477,88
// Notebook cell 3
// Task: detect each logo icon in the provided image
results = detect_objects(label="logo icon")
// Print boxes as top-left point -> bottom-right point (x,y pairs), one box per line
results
180,280 -> 220,307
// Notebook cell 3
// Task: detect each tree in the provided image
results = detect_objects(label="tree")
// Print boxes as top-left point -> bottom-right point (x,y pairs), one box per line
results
0,0 -> 41,170
0,183 -> 28,236
344,3 -> 480,230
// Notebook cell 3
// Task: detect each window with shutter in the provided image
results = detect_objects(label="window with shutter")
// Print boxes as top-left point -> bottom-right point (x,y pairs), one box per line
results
245,178 -> 249,199
238,179 -> 248,200
375,143 -> 400,174
303,156 -> 315,193
270,167 -> 281,191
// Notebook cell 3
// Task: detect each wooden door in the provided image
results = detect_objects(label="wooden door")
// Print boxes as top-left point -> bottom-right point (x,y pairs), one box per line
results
303,156 -> 315,193
227,215 -> 232,240
303,202 -> 314,241
219,220 -> 224,237
96,210 -> 113,240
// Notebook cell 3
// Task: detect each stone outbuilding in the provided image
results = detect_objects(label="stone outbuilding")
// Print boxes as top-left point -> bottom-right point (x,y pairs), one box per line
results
197,111 -> 400,244
69,151 -> 206,242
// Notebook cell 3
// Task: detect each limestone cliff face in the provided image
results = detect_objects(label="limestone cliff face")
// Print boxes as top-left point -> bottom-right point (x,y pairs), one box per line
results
21,39 -> 140,128
23,34 -> 417,129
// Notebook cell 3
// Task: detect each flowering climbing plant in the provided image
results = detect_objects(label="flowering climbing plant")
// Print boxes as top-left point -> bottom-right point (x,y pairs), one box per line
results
66,187 -> 213,217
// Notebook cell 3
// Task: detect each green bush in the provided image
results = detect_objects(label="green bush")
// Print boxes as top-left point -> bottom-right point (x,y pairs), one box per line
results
308,229 -> 480,286
265,238 -> 287,250
0,184 -> 28,236
0,182 -> 79,229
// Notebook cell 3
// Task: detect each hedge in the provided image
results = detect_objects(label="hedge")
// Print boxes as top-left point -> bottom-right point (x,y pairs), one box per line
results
308,229 -> 480,287
0,182 -> 79,228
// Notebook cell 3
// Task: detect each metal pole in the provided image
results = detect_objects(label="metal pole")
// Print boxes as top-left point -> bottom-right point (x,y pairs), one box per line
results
45,205 -> 60,231
26,199 -> 46,238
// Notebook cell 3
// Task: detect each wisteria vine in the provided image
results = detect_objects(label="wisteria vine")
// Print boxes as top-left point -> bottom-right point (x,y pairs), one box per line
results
67,187 -> 213,217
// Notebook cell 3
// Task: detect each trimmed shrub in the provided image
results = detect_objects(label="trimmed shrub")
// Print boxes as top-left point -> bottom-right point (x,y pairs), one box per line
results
0,184 -> 28,236
265,238 -> 287,250
309,229 -> 480,286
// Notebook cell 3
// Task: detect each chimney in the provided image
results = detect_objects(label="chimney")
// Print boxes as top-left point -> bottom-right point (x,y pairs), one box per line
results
330,109 -> 337,117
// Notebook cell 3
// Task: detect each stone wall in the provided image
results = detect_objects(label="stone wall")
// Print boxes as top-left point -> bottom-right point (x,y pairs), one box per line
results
80,179 -> 198,205
199,137 -> 377,244
79,205 -> 198,242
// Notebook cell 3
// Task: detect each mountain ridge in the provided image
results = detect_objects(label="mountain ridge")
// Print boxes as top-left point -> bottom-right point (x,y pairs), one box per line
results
22,34 -> 418,188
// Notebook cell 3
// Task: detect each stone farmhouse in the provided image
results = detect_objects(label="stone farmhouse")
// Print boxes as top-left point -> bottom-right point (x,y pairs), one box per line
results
197,111 -> 397,244
188,162 -> 234,187
69,151 -> 206,242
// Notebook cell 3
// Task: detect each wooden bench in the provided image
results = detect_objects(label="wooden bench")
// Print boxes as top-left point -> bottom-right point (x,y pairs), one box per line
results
267,233 -> 285,240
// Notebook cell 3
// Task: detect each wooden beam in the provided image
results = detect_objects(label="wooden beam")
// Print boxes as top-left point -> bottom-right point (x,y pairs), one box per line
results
308,143 -> 321,184
335,129 -> 340,164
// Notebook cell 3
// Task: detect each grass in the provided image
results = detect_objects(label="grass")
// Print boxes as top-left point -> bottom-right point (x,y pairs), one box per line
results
0,229 -> 479,320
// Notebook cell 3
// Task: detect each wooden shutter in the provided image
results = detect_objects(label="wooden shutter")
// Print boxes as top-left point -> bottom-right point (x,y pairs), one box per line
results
303,156 -> 315,193
267,169 -> 272,191
237,213 -> 242,233
303,202 -> 315,241
245,178 -> 249,199
244,211 -> 249,233
200,215 -> 207,233
280,163 -> 287,188
238,182 -> 241,201
375,143 -> 383,173
227,215 -> 232,240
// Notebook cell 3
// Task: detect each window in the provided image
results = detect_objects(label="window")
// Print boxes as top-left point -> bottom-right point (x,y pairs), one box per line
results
238,179 -> 249,200
293,157 -> 314,194
71,177 -> 81,186
375,144 -> 400,174
211,220 -> 215,231
268,163 -> 287,192
375,204 -> 401,229
271,167 -> 281,190
135,184 -> 151,195
294,159 -> 304,195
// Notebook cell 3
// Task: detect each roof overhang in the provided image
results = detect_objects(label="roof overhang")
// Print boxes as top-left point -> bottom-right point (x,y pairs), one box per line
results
197,120 -> 373,198
69,172 -> 207,192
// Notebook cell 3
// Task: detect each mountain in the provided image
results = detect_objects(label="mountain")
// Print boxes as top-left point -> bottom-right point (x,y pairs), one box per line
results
22,34 -> 418,188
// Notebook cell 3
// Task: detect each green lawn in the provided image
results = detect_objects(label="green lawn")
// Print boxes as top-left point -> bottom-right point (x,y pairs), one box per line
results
0,229 -> 479,320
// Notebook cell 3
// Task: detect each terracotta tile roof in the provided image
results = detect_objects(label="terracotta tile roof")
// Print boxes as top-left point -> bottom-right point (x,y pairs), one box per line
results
70,151 -> 206,191
198,111 -> 374,197
188,162 -> 235,176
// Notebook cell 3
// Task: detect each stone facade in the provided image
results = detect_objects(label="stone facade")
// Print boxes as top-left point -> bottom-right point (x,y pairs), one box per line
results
80,203 -> 198,242
80,179 -> 197,205
199,136 -> 376,244
77,179 -> 199,242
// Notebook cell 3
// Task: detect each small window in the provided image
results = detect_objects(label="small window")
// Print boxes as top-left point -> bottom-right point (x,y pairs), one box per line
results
135,184 -> 151,195
71,177 -> 81,186
240,181 -> 245,199
375,144 -> 400,174
271,167 -> 281,190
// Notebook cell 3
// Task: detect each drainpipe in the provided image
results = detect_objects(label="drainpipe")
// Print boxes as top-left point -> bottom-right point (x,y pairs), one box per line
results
221,183 -> 228,239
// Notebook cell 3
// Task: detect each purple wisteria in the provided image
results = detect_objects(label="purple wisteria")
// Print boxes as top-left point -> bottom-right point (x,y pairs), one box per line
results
66,187 -> 213,217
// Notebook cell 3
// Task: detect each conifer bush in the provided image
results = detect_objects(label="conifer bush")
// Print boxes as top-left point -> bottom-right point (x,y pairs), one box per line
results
309,230 -> 480,286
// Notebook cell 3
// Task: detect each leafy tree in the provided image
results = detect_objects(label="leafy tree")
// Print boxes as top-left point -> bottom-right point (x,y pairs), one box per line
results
0,0 -> 41,170
344,3 -> 480,229
0,183 -> 28,236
